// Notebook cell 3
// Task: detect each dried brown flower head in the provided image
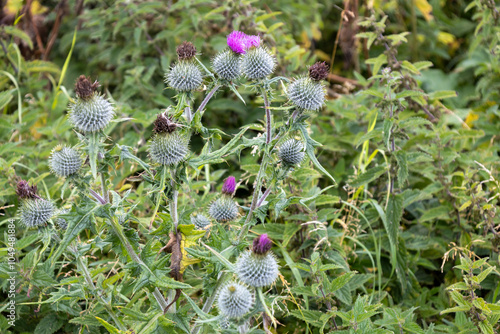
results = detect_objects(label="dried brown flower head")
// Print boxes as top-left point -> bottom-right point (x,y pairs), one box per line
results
176,41 -> 197,60
16,180 -> 39,199
308,62 -> 329,81
153,113 -> 178,134
75,75 -> 100,99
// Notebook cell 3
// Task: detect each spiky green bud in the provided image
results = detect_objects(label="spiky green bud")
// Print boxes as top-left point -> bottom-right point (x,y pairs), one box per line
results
49,146 -> 82,177
191,213 -> 211,229
241,47 -> 275,80
212,49 -> 241,81
166,62 -> 203,92
288,77 -> 325,111
236,250 -> 279,287
278,139 -> 305,166
19,198 -> 55,228
149,132 -> 189,166
217,282 -> 254,319
208,197 -> 239,223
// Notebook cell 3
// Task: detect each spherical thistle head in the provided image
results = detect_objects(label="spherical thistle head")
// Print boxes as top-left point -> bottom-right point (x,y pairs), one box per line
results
278,139 -> 305,166
236,250 -> 279,288
19,198 -> 55,228
208,197 -> 239,223
49,145 -> 82,177
75,75 -> 100,100
176,41 -> 197,60
153,113 -> 178,134
287,77 -> 325,111
149,132 -> 189,166
212,49 -> 242,81
221,176 -> 236,196
191,213 -> 211,230
166,62 -> 203,92
56,209 -> 70,230
308,61 -> 329,81
16,180 -> 38,199
241,47 -> 276,80
252,233 -> 272,255
217,282 -> 254,319
69,94 -> 115,133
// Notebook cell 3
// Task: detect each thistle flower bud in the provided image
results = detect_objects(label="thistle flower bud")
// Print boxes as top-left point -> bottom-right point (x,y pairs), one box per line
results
278,139 -> 305,166
236,235 -> 279,287
176,41 -> 197,60
49,145 -> 82,177
212,50 -> 241,81
16,180 -> 38,199
166,62 -> 203,92
221,176 -> 236,196
208,197 -> 239,223
242,47 -> 276,80
56,209 -> 70,230
69,76 -> 114,133
191,213 -> 211,230
287,77 -> 325,111
19,198 -> 55,228
149,132 -> 189,166
308,61 -> 329,81
217,282 -> 254,319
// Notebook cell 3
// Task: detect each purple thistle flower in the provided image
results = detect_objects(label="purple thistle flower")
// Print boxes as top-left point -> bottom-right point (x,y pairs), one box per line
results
252,233 -> 272,255
227,31 -> 248,54
221,176 -> 236,195
245,35 -> 261,49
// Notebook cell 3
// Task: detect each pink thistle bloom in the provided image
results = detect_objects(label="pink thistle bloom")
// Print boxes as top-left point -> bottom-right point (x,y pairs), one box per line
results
227,31 -> 248,54
222,176 -> 236,195
227,31 -> 262,54
252,233 -> 273,255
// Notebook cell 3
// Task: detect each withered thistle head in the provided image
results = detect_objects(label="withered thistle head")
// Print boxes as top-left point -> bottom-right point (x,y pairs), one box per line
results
16,180 -> 39,199
153,113 -> 178,134
75,75 -> 100,100
308,62 -> 329,81
176,41 -> 197,60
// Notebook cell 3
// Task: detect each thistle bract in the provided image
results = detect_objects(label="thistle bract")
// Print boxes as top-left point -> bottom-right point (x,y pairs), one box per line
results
279,139 -> 305,166
69,94 -> 115,133
217,282 -> 254,319
166,62 -> 202,92
242,47 -> 275,80
212,50 -> 241,80
191,213 -> 211,229
208,197 -> 238,223
149,132 -> 189,166
236,250 -> 279,287
288,77 -> 325,111
50,146 -> 82,177
19,198 -> 55,228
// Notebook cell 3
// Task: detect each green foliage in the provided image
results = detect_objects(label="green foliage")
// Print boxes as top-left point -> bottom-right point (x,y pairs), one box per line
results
1,1 -> 500,334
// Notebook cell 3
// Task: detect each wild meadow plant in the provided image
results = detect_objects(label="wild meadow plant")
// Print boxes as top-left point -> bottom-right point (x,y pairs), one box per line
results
13,30 -> 333,333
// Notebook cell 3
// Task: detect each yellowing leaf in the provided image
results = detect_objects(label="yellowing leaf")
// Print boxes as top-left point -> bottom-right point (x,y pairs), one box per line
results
415,0 -> 433,21
464,112 -> 479,128
179,224 -> 205,273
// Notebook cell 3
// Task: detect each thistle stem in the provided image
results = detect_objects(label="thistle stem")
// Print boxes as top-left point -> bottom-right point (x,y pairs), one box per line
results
257,186 -> 273,208
108,216 -> 169,311
100,172 -> 109,203
185,100 -> 192,123
260,86 -> 272,144
191,271 -> 229,334
89,188 -> 106,205
169,169 -> 179,232
195,84 -> 221,116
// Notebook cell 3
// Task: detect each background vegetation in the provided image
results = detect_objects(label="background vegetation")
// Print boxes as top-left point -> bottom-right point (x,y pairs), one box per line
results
1,0 -> 499,333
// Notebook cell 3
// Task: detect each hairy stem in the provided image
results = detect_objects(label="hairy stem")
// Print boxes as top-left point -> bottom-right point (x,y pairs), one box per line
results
100,172 -> 109,203
260,86 -> 272,144
195,84 -> 221,116
89,188 -> 106,205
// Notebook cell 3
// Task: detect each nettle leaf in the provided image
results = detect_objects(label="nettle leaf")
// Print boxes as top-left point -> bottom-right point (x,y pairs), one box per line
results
330,271 -> 357,292
350,165 -> 387,188
399,116 -> 433,129
289,309 -> 324,328
395,150 -> 408,187
383,118 -> 393,150
34,314 -> 64,334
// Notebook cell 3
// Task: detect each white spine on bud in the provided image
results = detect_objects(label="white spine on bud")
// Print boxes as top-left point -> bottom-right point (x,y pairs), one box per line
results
241,47 -> 275,80
208,197 -> 239,223
50,146 -> 82,177
191,213 -> 211,229
149,132 -> 189,166
236,250 -> 279,287
288,77 -> 325,111
69,94 -> 115,132
278,139 -> 305,166
217,282 -> 254,319
19,199 -> 55,228
212,50 -> 241,81
166,62 -> 203,92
